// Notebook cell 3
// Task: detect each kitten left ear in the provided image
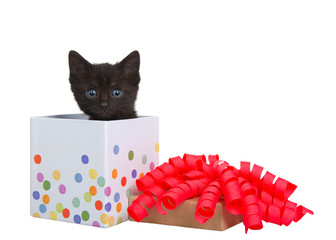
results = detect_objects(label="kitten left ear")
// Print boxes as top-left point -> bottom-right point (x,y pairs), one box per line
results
119,51 -> 140,76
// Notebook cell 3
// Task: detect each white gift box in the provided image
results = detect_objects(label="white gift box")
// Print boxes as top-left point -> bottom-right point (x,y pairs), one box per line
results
30,114 -> 159,227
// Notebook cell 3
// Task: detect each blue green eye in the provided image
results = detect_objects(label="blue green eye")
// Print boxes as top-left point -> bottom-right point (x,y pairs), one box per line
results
112,89 -> 122,98
86,89 -> 97,99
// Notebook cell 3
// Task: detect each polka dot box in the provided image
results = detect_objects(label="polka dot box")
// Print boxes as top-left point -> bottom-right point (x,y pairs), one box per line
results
30,114 -> 159,227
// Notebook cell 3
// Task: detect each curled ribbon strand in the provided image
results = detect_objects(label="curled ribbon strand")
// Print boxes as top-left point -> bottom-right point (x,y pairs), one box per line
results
128,154 -> 313,233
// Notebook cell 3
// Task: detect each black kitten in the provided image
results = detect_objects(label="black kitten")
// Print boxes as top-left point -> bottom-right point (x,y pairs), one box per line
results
68,50 -> 140,120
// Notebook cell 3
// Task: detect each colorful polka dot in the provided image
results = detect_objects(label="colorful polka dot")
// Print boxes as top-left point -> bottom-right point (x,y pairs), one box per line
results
39,204 -> 47,213
114,192 -> 120,202
117,216 -> 123,224
81,211 -> 89,221
97,176 -> 105,187
62,208 -> 70,218
105,202 -> 111,212
74,173 -> 82,183
121,177 -> 127,187
43,180 -> 51,190
155,142 -> 160,152
131,169 -> 137,178
53,170 -> 61,180
36,173 -> 44,182
142,155 -> 147,165
128,150 -> 134,160
139,172 -> 144,178
59,184 -> 66,194
126,188 -> 132,198
89,169 -> 97,179
42,194 -> 50,204
92,221 -> 100,227
81,155 -> 89,164
74,214 -> 81,224
34,154 -> 41,164
89,186 -> 97,196
84,192 -> 92,202
56,203 -> 64,213
116,202 -> 122,213
112,169 -> 118,179
72,198 -> 80,208
33,212 -> 40,218
104,187 -> 111,197
49,211 -> 57,220
150,162 -> 155,171
108,216 -> 114,226
95,200 -> 103,211
113,145 -> 119,155
33,191 -> 40,200
100,213 -> 108,224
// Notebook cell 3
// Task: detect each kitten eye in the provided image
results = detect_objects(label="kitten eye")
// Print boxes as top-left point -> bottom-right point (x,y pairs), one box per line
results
86,89 -> 97,99
112,89 -> 122,98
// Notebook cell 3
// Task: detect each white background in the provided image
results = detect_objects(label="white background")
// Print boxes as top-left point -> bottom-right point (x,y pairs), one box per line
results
0,0 -> 334,239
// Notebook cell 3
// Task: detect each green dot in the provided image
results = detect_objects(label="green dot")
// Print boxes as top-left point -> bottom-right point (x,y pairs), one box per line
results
117,216 -> 123,224
84,192 -> 92,202
142,155 -> 147,165
72,198 -> 80,208
43,180 -> 51,190
126,188 -> 132,198
97,176 -> 105,187
81,211 -> 90,221
56,203 -> 64,213
128,150 -> 134,161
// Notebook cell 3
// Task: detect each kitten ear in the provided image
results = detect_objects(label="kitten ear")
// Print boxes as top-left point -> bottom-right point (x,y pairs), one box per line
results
68,50 -> 92,76
119,51 -> 140,77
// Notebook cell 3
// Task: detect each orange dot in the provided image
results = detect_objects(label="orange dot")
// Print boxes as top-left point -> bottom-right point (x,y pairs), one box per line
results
121,177 -> 127,187
139,173 -> 144,178
116,202 -> 122,213
62,208 -> 70,218
89,186 -> 97,196
95,200 -> 103,210
112,169 -> 118,179
34,154 -> 41,164
42,194 -> 50,204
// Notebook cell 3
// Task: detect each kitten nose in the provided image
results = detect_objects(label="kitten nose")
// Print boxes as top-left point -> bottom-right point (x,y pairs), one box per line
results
101,101 -> 108,108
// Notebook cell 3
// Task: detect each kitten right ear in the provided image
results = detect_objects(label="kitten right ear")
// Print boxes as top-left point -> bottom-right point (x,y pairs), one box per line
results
68,50 -> 92,76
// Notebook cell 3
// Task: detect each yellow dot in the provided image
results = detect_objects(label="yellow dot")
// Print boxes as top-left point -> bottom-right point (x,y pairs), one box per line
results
49,211 -> 57,220
155,143 -> 159,152
108,216 -> 114,226
33,212 -> 40,218
53,170 -> 61,181
42,194 -> 50,204
89,169 -> 97,179
100,213 -> 108,224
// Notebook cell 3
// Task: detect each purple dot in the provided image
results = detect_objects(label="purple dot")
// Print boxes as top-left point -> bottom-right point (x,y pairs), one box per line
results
114,192 -> 120,202
113,145 -> 119,155
131,169 -> 137,178
105,202 -> 111,212
36,173 -> 44,182
81,155 -> 89,164
33,191 -> 40,200
104,187 -> 111,197
92,221 -> 100,227
149,162 -> 155,171
59,184 -> 66,194
74,214 -> 81,224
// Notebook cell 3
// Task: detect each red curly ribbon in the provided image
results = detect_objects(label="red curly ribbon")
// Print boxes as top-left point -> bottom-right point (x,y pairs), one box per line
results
128,154 -> 313,233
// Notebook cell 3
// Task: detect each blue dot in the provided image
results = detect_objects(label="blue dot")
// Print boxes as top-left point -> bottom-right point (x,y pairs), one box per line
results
75,173 -> 82,183
113,145 -> 119,155
33,191 -> 40,200
39,204 -> 47,213
114,192 -> 120,202
105,202 -> 112,212
131,169 -> 137,178
74,214 -> 81,224
81,155 -> 89,164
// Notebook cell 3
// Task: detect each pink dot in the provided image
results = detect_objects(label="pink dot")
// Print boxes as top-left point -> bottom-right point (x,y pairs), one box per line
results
104,187 -> 111,197
149,162 -> 155,171
59,184 -> 66,194
37,173 -> 44,182
92,221 -> 100,227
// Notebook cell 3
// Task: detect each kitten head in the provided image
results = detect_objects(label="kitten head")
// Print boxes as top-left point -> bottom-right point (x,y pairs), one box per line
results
68,50 -> 140,120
